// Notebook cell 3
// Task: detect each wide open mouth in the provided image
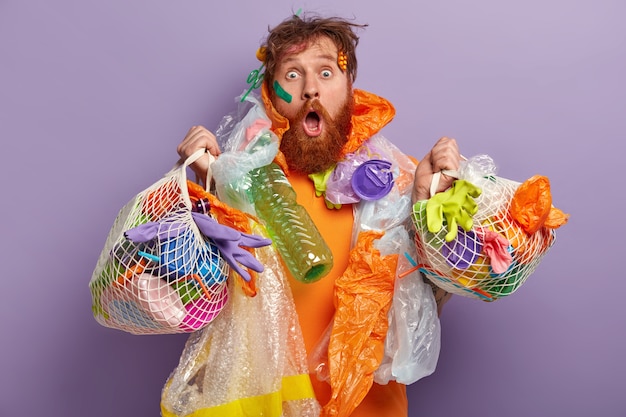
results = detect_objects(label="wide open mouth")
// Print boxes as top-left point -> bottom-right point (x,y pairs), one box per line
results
302,110 -> 323,137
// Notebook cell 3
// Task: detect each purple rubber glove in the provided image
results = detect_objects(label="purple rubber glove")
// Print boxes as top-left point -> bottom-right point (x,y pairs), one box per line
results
191,212 -> 272,281
125,213 -> 272,282
124,221 -> 186,242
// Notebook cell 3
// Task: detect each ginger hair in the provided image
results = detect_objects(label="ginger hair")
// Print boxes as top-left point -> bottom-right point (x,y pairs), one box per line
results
261,12 -> 367,86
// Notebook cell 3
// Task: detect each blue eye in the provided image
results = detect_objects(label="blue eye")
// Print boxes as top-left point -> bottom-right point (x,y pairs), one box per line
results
321,70 -> 332,78
286,71 -> 298,79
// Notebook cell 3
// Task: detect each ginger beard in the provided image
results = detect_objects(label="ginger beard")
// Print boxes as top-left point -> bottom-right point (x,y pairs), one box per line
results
279,95 -> 353,174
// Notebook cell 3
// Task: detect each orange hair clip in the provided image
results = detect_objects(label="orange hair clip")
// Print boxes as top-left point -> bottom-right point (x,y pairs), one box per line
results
338,51 -> 348,71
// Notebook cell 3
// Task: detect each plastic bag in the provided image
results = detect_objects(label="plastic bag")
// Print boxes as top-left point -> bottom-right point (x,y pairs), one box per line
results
162,186 -> 320,416
412,154 -> 569,301
374,228 -> 441,385
323,230 -> 398,417
89,150 -> 267,334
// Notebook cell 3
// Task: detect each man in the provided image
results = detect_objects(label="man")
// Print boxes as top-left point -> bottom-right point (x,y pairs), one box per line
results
169,12 -> 460,417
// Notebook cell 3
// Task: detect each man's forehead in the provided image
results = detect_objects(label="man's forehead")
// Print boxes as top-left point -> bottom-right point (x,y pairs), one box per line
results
281,37 -> 338,62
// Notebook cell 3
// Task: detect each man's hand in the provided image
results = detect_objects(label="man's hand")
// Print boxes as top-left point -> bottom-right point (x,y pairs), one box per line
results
177,126 -> 222,184
412,137 -> 461,202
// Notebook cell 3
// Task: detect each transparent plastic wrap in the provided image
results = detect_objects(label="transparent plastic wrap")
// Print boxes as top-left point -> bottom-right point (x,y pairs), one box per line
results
212,95 -> 279,214
412,155 -> 569,301
374,228 -> 441,385
160,236 -> 321,417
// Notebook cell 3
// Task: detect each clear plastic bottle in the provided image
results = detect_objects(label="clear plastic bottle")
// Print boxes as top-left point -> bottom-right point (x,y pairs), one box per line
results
248,163 -> 333,283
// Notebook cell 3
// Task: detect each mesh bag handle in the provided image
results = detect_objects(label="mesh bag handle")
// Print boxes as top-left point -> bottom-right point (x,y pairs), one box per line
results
89,148 -> 230,334
429,168 -> 460,198
175,148 -> 216,203
189,149 -> 216,191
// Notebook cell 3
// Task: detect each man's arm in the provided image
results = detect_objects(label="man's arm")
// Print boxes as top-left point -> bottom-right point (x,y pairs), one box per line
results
412,136 -> 463,315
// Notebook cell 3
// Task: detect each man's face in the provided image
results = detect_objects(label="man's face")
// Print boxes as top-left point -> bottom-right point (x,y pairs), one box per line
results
271,36 -> 353,174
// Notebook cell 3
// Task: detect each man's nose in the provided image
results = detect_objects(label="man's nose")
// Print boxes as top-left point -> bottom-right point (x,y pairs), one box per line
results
302,79 -> 319,100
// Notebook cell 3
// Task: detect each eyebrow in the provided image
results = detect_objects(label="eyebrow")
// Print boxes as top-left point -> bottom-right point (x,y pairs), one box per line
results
281,53 -> 336,65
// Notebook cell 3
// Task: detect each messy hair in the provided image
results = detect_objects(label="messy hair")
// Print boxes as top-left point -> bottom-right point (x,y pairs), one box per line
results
261,13 -> 368,85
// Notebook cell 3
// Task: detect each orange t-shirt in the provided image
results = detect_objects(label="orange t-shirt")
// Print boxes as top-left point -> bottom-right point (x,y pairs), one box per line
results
288,171 -> 408,417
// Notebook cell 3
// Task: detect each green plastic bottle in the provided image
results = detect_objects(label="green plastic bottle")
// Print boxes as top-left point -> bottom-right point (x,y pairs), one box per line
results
248,163 -> 333,283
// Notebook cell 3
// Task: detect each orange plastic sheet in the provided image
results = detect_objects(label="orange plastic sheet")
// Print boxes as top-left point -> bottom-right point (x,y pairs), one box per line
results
323,231 -> 398,417
509,175 -> 569,234
187,180 -> 260,297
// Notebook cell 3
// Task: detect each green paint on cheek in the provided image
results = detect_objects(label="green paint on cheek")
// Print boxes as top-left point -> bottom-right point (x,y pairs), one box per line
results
273,80 -> 292,103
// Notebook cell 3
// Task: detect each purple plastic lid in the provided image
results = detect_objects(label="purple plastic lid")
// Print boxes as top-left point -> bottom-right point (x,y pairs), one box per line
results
351,159 -> 394,200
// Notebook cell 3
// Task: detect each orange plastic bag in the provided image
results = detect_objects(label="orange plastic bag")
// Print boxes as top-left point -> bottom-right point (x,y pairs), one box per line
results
323,231 -> 398,417
509,174 -> 568,233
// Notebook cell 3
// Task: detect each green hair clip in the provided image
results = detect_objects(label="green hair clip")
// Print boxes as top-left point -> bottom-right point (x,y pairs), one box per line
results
240,8 -> 303,103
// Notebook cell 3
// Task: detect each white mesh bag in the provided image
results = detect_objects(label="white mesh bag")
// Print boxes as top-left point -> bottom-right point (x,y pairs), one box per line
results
411,155 -> 566,301
89,150 -> 231,334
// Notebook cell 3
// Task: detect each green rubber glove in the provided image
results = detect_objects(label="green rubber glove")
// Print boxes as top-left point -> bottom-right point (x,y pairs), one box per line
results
309,166 -> 335,197
309,165 -> 342,209
426,179 -> 482,242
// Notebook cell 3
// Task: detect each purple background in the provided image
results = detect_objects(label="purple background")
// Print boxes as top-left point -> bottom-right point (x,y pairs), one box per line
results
1,1 -> 624,416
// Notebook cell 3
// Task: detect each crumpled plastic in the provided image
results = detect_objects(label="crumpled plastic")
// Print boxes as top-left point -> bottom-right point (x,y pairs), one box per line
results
477,228 -> 513,274
308,144 -> 441,392
323,230 -> 397,417
172,93 -> 443,415
426,179 -> 482,242
373,227 -> 441,385
211,95 -> 280,213
342,89 -> 396,155
510,174 -> 569,233
324,147 -> 370,205
161,93 -> 322,417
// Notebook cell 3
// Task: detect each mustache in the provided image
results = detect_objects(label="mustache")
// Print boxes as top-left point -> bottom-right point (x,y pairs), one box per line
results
293,99 -> 332,123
